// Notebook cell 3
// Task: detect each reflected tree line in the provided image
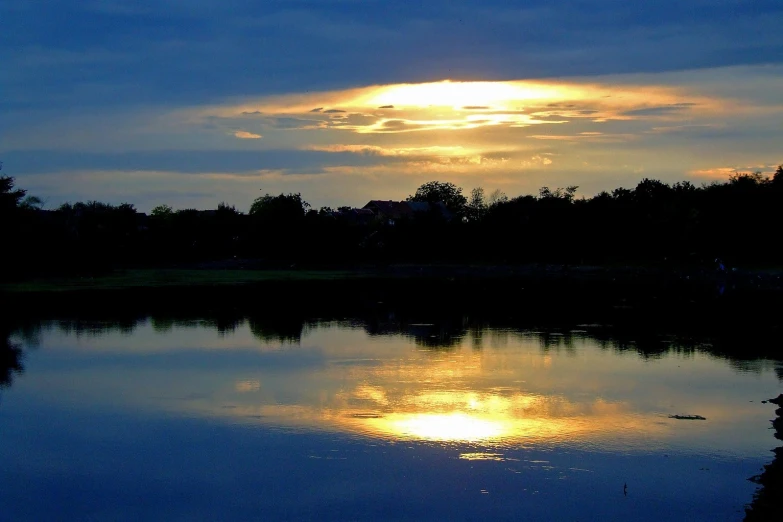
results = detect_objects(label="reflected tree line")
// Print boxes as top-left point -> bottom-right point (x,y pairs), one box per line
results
4,294 -> 781,389
0,323 -> 24,391
2,163 -> 783,278
3,267 -> 782,391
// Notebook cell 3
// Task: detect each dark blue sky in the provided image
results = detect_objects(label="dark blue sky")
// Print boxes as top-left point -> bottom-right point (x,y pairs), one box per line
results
4,0 -> 782,109
2,1 -> 782,210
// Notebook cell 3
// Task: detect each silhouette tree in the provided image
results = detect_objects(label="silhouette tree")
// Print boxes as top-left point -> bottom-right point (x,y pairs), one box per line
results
407,181 -> 468,216
0,164 -> 27,214
487,189 -> 508,207
150,204 -> 174,218
466,187 -> 487,222
774,165 -> 783,185
4,158 -> 783,275
1,164 -> 39,277
249,192 -> 310,219
248,192 -> 311,260
538,185 -> 578,202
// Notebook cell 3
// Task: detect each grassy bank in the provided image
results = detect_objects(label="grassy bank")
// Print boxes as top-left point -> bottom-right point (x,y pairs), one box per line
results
3,262 -> 783,295
0,268 -> 372,293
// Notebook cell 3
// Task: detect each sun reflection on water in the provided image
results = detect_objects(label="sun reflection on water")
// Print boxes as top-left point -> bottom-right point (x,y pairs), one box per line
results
369,412 -> 507,442
340,404 -> 609,445
199,336 -> 679,448
216,385 -> 657,448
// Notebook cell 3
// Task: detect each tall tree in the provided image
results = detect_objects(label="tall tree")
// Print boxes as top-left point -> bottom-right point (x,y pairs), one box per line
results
772,165 -> 783,186
466,187 -> 487,222
407,181 -> 467,215
0,163 -> 27,214
249,192 -> 310,220
487,189 -> 508,207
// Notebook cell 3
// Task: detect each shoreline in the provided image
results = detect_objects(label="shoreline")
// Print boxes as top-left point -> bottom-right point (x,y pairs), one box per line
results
745,394 -> 783,521
3,263 -> 782,364
3,262 -> 783,295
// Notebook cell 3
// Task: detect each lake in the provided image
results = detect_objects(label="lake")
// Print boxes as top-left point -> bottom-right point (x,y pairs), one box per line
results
1,314 -> 780,521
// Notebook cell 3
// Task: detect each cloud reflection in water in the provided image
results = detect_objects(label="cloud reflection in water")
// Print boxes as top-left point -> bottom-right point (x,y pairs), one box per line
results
14,318 -> 778,455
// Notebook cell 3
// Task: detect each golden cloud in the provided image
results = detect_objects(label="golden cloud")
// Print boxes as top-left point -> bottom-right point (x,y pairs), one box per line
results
302,144 -> 477,157
189,79 -> 728,138
689,165 -> 779,180
529,132 -> 638,143
234,130 -> 262,139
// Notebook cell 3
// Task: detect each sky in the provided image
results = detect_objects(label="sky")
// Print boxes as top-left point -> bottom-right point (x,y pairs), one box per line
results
2,0 -> 782,212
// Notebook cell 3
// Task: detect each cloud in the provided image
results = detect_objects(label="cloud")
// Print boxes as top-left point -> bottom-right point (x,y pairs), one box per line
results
3,149 -> 390,175
4,65 -> 782,212
303,144 -> 480,157
688,167 -> 740,180
646,124 -> 725,134
524,155 -> 553,167
689,164 -> 779,180
241,116 -> 323,129
234,130 -> 262,139
304,144 -> 389,155
188,77 -> 742,140
622,103 -> 698,117
3,0 -> 782,116
529,132 -> 638,143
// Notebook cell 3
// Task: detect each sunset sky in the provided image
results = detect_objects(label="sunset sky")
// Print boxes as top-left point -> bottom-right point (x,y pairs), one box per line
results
2,1 -> 782,212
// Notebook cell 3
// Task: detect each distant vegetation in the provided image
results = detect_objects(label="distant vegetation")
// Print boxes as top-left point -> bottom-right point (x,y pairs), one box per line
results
1,161 -> 782,279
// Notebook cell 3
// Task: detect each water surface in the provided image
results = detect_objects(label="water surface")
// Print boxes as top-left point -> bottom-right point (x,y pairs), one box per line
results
1,318 -> 780,521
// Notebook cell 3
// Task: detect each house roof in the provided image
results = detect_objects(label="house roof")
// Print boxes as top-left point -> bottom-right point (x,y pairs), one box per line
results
363,200 -> 414,219
333,207 -> 376,222
363,200 -> 454,221
406,201 -> 431,213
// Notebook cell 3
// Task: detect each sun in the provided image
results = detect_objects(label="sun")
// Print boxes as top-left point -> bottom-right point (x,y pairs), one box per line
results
358,80 -> 573,110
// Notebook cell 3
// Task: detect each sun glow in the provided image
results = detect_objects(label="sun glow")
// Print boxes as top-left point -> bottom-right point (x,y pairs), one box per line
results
187,77 -> 730,142
358,80 -> 576,110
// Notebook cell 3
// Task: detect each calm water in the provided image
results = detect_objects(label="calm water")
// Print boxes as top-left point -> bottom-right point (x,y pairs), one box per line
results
1,318 -> 780,521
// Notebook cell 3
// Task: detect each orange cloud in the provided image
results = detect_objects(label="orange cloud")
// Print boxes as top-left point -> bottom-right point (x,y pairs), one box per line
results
689,167 -> 737,179
690,165 -> 779,180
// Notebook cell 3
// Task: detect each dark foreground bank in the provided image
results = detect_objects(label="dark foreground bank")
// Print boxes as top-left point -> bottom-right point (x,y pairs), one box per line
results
745,395 -> 783,521
4,263 -> 783,294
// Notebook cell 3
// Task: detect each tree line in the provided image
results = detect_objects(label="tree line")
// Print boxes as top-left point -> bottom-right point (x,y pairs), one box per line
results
1,162 -> 782,278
